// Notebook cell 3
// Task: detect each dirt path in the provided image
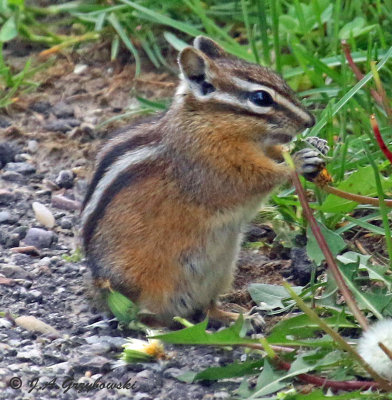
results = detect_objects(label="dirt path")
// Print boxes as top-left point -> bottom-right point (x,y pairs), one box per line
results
0,49 -> 293,399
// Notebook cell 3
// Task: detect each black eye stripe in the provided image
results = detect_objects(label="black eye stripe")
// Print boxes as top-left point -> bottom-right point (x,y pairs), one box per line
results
201,81 -> 215,95
248,90 -> 274,107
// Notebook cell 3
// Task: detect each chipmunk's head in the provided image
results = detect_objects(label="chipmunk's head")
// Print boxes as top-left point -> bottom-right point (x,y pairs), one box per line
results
176,36 -> 315,145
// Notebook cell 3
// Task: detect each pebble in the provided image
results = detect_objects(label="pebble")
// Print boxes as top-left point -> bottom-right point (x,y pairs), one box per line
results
44,119 -> 81,133
85,335 -> 127,350
73,64 -> 88,74
60,217 -> 72,229
15,316 -> 60,337
51,194 -> 81,211
32,202 -> 55,228
25,289 -> 43,303
1,171 -> 25,183
0,189 -> 15,204
4,162 -> 36,175
73,355 -> 112,374
132,370 -> 162,393
0,142 -> 16,168
290,247 -> 313,285
245,225 -> 268,242
0,116 -> 11,128
214,392 -> 231,399
23,227 -> 54,249
55,169 -> 75,189
0,211 -> 17,224
0,264 -> 32,279
52,102 -> 75,118
27,140 -> 39,153
29,100 -> 52,114
4,233 -> 20,248
0,318 -> 13,329
17,347 -> 42,363
14,153 -> 31,162
162,368 -> 183,379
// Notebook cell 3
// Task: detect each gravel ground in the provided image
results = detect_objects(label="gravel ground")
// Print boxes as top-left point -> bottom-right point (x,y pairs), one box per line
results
0,50 -> 301,400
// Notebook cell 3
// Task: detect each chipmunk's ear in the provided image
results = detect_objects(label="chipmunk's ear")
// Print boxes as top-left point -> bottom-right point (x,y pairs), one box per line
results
178,47 -> 216,96
193,36 -> 226,59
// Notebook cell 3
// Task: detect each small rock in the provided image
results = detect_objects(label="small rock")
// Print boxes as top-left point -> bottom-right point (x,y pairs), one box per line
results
29,101 -> 52,114
14,153 -> 31,162
245,225 -> 268,242
25,289 -> 43,303
15,315 -> 60,337
17,347 -> 42,363
0,264 -> 32,279
163,368 -> 183,379
0,211 -> 17,224
52,102 -> 75,118
4,162 -> 36,175
51,194 -> 81,211
73,355 -> 111,374
74,64 -> 88,74
1,171 -> 25,183
77,343 -> 111,355
0,318 -> 13,329
55,169 -> 74,189
10,245 -> 40,256
27,140 -> 39,153
60,217 -> 72,229
0,116 -> 11,129
0,142 -> 17,168
45,361 -> 72,375
23,227 -> 53,249
132,370 -> 162,393
32,202 -> 55,228
290,247 -> 313,285
214,392 -> 231,399
0,189 -> 15,205
85,335 -> 127,350
45,119 -> 80,133
4,233 -> 20,248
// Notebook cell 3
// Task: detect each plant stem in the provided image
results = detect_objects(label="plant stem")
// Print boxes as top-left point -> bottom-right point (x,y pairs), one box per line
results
284,283 -> 392,391
282,152 -> 369,331
364,145 -> 392,268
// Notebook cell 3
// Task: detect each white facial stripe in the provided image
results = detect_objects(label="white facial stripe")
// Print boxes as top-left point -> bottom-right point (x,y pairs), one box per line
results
178,75 -> 310,121
274,93 -> 313,124
82,146 -> 160,225
232,77 -> 275,95
232,77 -> 312,124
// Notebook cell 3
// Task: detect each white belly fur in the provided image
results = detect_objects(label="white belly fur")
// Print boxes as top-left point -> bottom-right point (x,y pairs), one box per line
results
169,196 -> 264,317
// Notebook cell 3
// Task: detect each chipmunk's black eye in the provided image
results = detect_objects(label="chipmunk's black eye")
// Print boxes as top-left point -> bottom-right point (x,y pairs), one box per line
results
249,90 -> 274,107
201,81 -> 215,95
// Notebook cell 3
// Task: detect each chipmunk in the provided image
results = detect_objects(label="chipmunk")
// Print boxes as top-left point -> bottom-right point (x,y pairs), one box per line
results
81,36 -> 327,326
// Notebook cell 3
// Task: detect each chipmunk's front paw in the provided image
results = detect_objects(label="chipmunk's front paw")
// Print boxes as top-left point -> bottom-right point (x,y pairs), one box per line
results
244,306 -> 265,334
293,148 -> 326,181
305,137 -> 329,155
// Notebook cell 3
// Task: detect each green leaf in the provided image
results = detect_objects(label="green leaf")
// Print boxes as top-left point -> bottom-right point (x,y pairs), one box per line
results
151,315 -> 257,346
248,283 -> 303,310
107,290 -> 139,323
338,262 -> 392,319
267,310 -> 357,347
163,31 -> 188,52
306,222 -> 346,265
337,251 -> 392,288
339,17 -> 376,39
319,166 -> 392,213
0,16 -> 18,42
178,359 -> 264,383
107,12 -> 141,76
